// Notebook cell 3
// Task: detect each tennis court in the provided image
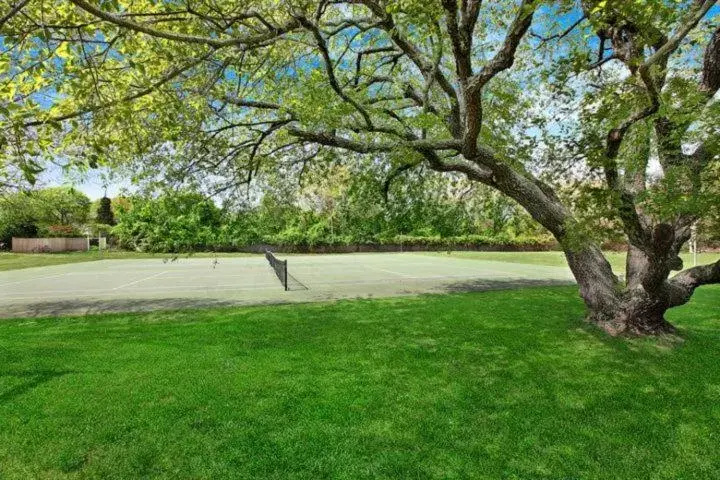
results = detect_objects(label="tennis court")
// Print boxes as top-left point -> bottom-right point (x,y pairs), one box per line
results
0,252 -> 575,318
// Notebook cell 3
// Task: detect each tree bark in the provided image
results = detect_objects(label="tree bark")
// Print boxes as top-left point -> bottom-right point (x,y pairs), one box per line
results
599,290 -> 678,336
568,241 -> 719,336
569,246 -> 679,336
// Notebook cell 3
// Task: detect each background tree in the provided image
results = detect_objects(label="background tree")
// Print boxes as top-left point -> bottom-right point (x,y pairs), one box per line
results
1,0 -> 718,335
0,192 -> 39,247
96,196 -> 116,226
0,187 -> 91,242
34,187 -> 91,231
111,167 -> 548,251
113,192 -> 222,252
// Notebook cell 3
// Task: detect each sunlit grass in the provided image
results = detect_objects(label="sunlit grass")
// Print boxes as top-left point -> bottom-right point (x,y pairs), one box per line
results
1,286 -> 718,478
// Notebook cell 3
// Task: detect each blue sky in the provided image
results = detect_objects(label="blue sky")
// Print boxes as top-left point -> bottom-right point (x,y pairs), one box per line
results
39,163 -> 130,199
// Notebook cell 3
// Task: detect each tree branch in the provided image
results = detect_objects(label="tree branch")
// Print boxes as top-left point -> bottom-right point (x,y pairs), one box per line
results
296,16 -> 374,128
421,149 -> 494,183
0,0 -> 30,29
462,0 -> 537,154
68,0 -> 299,48
442,0 -> 473,81
701,24 -> 720,94
641,0 -> 716,72
467,0 -> 537,93
666,259 -> 720,307
286,126 -> 462,153
358,0 -> 462,131
223,97 -> 283,110
22,51 -> 214,127
530,14 -> 585,45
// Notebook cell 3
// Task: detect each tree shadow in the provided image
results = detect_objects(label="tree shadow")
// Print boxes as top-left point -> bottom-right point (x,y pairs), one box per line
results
440,278 -> 576,293
0,297 -> 242,318
0,369 -> 75,404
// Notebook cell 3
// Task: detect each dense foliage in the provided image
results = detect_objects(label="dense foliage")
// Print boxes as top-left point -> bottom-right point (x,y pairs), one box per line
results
0,187 -> 91,246
95,196 -> 115,227
113,168 -> 551,252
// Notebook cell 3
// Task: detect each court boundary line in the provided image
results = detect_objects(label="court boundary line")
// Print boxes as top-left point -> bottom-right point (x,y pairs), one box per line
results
113,270 -> 169,290
363,266 -> 414,278
0,272 -> 71,288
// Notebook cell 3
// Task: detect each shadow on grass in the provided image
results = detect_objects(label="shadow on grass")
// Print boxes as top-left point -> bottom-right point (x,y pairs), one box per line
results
0,369 -> 75,404
0,297 -> 244,319
0,280 -> 579,319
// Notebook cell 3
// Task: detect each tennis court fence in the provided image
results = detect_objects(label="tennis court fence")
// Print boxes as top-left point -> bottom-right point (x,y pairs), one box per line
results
12,237 -> 90,253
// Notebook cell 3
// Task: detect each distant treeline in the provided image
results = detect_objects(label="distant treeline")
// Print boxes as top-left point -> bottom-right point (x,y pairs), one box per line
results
112,169 -> 554,252
112,192 -> 554,252
3,166 -> 718,253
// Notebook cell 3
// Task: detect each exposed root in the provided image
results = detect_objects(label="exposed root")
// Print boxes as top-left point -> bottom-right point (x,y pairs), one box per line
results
588,311 -> 678,337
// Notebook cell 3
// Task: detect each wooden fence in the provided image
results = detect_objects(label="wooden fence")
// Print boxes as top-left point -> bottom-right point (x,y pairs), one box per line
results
12,237 -> 90,253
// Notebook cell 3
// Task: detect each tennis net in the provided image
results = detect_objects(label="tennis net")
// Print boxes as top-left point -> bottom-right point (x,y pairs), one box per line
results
265,250 -> 288,291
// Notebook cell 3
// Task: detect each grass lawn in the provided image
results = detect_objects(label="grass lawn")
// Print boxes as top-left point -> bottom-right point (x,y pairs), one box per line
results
1,286 -> 719,479
0,250 -> 256,272
431,251 -> 720,274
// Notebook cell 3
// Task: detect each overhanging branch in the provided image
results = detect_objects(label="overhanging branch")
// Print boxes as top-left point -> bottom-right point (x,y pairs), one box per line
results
68,0 -> 299,48
286,126 -> 462,153
0,0 -> 30,29
22,51 -> 214,127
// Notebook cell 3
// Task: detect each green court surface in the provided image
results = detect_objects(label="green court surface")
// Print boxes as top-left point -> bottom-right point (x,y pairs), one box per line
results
0,253 -> 575,318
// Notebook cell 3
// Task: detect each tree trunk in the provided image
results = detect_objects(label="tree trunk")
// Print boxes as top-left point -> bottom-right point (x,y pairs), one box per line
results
458,151 -> 704,337
588,289 -> 677,336
562,243 -> 680,336
625,244 -> 649,289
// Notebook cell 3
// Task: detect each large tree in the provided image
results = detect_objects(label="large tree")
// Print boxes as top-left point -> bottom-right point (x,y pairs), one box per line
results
1,0 -> 719,335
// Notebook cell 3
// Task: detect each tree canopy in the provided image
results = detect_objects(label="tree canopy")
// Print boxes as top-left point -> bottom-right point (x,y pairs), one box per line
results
1,0 -> 719,334
0,186 -> 91,244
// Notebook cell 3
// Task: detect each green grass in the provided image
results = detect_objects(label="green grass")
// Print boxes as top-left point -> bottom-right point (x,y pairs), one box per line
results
1,286 -> 719,479
0,250 -> 256,272
429,251 -> 720,274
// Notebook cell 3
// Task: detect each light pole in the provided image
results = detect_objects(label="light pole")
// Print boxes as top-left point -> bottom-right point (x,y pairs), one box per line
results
690,223 -> 698,267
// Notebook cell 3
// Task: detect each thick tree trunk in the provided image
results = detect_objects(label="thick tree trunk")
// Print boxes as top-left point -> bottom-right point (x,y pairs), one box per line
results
589,289 -> 677,336
564,245 -> 620,314
565,242 -> 720,336
625,245 -> 649,289
454,151 -> 710,337
562,243 -> 681,336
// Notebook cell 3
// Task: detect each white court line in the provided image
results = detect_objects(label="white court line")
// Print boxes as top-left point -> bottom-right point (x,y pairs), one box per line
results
302,274 -> 574,287
0,272 -> 70,288
113,270 -> 169,290
56,270 -> 268,278
363,266 -> 414,278
147,274 -> 268,280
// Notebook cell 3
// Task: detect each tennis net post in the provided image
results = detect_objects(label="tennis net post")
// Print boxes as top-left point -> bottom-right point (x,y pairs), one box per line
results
265,250 -> 289,291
